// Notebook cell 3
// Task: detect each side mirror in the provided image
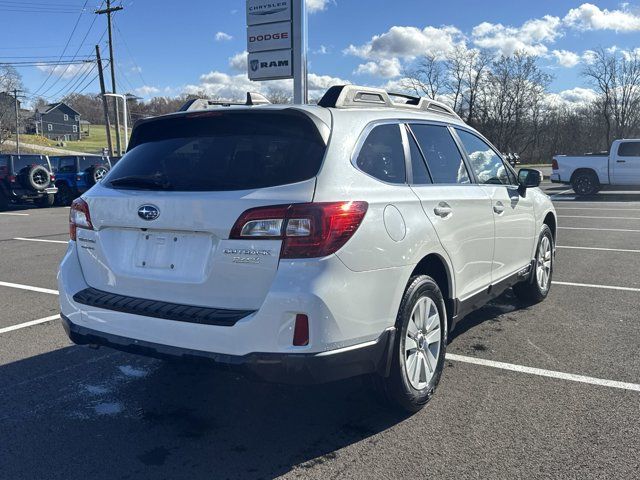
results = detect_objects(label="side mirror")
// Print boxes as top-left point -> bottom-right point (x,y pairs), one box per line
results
517,168 -> 541,195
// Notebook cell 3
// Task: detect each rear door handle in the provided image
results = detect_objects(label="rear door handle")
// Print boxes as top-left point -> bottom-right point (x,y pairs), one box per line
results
434,202 -> 452,218
493,201 -> 505,214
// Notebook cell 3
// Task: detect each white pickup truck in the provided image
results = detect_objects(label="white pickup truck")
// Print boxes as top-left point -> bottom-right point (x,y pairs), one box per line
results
551,139 -> 640,195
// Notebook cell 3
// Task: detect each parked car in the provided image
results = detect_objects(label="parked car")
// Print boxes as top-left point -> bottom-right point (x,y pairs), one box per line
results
551,139 -> 640,195
58,85 -> 556,412
0,154 -> 58,209
50,155 -> 111,206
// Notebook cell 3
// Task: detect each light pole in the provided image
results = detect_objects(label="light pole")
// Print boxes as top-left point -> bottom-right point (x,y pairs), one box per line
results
102,93 -> 128,153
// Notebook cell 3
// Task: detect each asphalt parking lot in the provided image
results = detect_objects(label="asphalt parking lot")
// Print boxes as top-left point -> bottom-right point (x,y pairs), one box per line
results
1,178 -> 639,480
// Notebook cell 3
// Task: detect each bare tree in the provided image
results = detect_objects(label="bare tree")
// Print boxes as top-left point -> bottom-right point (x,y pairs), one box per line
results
583,48 -> 640,148
403,54 -> 445,99
265,87 -> 291,104
0,66 -> 25,148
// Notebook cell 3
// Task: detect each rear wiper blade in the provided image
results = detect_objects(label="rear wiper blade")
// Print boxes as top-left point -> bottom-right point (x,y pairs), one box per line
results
109,175 -> 173,190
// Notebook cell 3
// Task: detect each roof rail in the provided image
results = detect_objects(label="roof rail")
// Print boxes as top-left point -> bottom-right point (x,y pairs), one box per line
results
317,85 -> 460,119
178,92 -> 271,112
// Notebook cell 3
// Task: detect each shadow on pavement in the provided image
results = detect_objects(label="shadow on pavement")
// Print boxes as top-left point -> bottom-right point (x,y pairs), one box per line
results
0,344 -> 406,480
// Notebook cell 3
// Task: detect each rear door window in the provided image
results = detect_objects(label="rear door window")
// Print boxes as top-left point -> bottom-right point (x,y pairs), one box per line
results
79,156 -> 108,171
53,157 -> 76,173
107,112 -> 326,191
455,129 -> 511,185
12,156 -> 49,174
618,142 -> 640,157
406,129 -> 431,184
355,123 -> 406,184
409,124 -> 470,184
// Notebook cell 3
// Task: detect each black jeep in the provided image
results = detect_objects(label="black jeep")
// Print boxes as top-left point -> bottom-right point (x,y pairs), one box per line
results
0,154 -> 58,209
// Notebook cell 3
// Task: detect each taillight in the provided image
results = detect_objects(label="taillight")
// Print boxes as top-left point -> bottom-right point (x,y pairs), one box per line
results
69,198 -> 94,241
552,158 -> 558,170
230,201 -> 368,259
8,175 -> 16,183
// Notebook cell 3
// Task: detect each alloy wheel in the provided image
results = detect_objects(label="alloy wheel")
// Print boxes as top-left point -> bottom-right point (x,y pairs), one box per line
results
536,235 -> 552,291
404,296 -> 441,390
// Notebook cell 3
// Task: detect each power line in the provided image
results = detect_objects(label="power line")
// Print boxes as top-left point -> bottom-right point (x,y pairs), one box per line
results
113,17 -> 146,85
1,60 -> 94,67
30,0 -> 90,97
37,2 -> 104,98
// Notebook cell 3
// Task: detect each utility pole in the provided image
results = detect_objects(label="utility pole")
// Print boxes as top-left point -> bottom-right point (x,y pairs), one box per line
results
13,88 -> 20,155
96,0 -> 123,154
95,44 -> 114,156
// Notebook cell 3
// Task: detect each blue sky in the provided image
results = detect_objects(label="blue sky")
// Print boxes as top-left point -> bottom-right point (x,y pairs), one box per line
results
1,0 -> 639,106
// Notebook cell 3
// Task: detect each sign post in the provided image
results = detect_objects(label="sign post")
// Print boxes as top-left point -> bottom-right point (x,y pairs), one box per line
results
246,0 -> 307,104
292,0 -> 307,104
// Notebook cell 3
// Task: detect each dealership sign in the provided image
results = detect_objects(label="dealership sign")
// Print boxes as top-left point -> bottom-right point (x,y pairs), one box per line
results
247,21 -> 291,53
246,0 -> 293,81
246,0 -> 291,26
247,50 -> 292,80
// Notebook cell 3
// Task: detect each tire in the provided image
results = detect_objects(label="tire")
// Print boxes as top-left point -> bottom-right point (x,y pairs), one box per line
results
379,275 -> 447,413
36,193 -> 55,208
513,224 -> 554,304
88,166 -> 109,185
55,183 -> 74,206
571,171 -> 599,196
27,165 -> 51,191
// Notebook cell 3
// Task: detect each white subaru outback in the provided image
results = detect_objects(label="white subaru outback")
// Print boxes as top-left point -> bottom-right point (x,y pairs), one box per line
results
59,85 -> 556,412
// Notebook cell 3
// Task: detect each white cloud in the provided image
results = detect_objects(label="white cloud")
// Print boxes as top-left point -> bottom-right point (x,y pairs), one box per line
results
186,70 -> 347,100
472,15 -> 562,56
546,87 -> 598,108
355,58 -> 402,78
134,85 -> 161,97
306,0 -> 333,13
345,25 -> 464,61
36,62 -> 92,79
313,45 -> 329,55
215,31 -> 233,41
228,51 -> 248,72
564,3 -> 640,31
552,49 -> 581,68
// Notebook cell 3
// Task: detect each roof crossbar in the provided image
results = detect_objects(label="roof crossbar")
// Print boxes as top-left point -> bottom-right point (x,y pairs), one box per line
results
178,92 -> 271,112
317,85 -> 460,119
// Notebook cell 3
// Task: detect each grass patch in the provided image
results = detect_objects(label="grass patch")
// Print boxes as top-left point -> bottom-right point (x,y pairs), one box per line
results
8,125 -> 130,155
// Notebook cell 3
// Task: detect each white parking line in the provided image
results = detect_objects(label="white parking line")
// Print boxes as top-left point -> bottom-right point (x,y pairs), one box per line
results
559,226 -> 640,233
0,281 -> 58,295
0,212 -> 29,216
13,237 -> 68,244
550,188 -> 573,199
446,354 -> 640,392
0,315 -> 60,334
558,215 -> 640,220
556,207 -> 640,211
553,281 -> 640,293
557,245 -> 640,253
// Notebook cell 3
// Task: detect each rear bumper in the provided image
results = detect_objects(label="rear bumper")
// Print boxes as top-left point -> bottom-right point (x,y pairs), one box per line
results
549,173 -> 562,183
61,314 -> 395,384
8,185 -> 57,199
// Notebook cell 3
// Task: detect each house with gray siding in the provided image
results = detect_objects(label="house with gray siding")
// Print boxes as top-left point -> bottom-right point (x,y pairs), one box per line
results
36,102 -> 81,141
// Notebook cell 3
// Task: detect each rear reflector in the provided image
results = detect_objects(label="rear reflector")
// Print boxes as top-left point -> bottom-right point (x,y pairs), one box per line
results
230,201 -> 368,259
293,314 -> 309,346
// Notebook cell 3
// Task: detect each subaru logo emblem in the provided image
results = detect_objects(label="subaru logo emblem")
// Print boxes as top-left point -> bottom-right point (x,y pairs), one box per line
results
138,205 -> 160,221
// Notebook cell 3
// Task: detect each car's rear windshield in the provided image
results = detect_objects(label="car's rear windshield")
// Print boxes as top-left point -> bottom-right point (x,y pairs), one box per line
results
12,155 -> 49,173
106,111 -> 327,191
79,156 -> 108,170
